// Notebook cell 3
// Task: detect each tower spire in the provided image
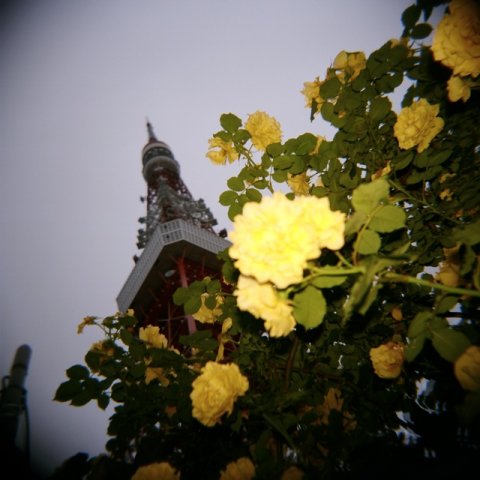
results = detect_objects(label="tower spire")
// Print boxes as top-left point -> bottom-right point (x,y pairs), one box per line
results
146,117 -> 157,142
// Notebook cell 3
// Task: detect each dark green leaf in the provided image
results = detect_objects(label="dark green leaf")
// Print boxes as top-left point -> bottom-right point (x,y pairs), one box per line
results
246,188 -> 262,202
66,365 -> 90,380
219,190 -> 237,206
401,4 -> 421,30
411,23 -> 433,39
320,77 -> 342,99
54,380 -> 83,402
432,328 -> 471,362
227,176 -> 245,192
220,113 -> 242,133
369,97 -> 392,123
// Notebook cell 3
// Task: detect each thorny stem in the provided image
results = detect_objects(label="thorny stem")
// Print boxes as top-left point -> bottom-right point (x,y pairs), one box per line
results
284,336 -> 301,392
382,272 -> 480,298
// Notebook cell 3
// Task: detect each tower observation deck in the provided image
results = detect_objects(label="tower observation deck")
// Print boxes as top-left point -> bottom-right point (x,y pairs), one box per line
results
116,122 -> 230,344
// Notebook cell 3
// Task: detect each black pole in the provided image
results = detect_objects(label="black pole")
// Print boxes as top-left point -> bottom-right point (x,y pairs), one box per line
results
0,344 -> 32,443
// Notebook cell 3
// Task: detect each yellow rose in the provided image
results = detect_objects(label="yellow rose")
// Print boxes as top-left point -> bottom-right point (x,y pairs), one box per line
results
281,466 -> 304,480
144,366 -> 169,386
301,77 -> 324,112
244,111 -> 282,151
131,462 -> 180,480
454,345 -> 480,392
317,387 -> 356,431
139,325 -> 168,349
333,50 -> 366,81
192,292 -> 224,324
287,172 -> 310,196
432,0 -> 480,78
435,244 -> 461,287
234,275 -> 296,337
190,361 -> 249,427
393,99 -> 444,153
228,192 -> 345,289
206,136 -> 239,165
90,341 -> 114,357
310,135 -> 326,155
77,315 -> 96,334
369,341 -> 405,379
219,457 -> 255,480
447,75 -> 472,102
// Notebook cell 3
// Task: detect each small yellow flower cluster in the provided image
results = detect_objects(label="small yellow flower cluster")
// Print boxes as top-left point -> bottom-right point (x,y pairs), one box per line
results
287,172 -> 310,196
454,345 -> 480,392
192,292 -> 224,324
190,361 -> 249,426
432,0 -> 480,85
206,136 -> 239,165
332,50 -> 366,82
369,341 -> 405,379
90,340 -> 115,357
220,457 -> 255,480
393,99 -> 444,153
131,461 -> 180,480
301,77 -> 323,112
139,325 -> 168,349
245,110 -> 282,151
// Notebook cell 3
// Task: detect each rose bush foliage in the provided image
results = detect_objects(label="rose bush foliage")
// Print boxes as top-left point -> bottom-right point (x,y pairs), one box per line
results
53,1 -> 480,479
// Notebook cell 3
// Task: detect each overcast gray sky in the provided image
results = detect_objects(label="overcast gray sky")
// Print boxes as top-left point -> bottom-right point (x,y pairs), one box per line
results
1,0 -> 427,476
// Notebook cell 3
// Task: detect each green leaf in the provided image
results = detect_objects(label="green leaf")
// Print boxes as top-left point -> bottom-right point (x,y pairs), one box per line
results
266,142 -> 284,156
405,333 -> 427,362
173,287 -> 190,305
97,394 -> 110,410
120,329 -> 133,346
320,77 -> 342,99
369,205 -> 406,232
180,330 -> 218,351
401,4 -> 421,30
436,295 -> 459,314
453,219 -> 480,246
294,286 -> 326,330
352,178 -> 389,214
369,97 -> 392,123
411,23 -> 433,39
184,296 -> 202,315
312,275 -> 347,288
345,211 -> 367,235
66,365 -> 90,380
246,188 -> 262,202
233,129 -> 250,144
356,229 -> 381,255
220,113 -> 242,133
54,380 -> 83,402
431,328 -> 471,362
219,190 -> 237,206
227,176 -> 245,192
408,311 -> 431,338
228,203 -> 242,220
296,133 -> 317,155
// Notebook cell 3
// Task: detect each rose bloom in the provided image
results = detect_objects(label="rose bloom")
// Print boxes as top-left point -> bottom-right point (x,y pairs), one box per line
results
369,341 -> 405,379
192,292 -> 223,324
234,275 -> 296,337
244,111 -> 282,151
139,325 -> 168,349
287,172 -> 310,196
301,77 -> 323,112
447,75 -> 472,102
393,99 -> 444,153
281,466 -> 304,480
206,136 -> 239,165
219,457 -> 255,480
333,50 -> 366,81
432,0 -> 480,78
190,361 -> 249,427
454,345 -> 480,392
77,315 -> 96,334
317,387 -> 356,431
229,192 -> 345,289
131,462 -> 180,480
